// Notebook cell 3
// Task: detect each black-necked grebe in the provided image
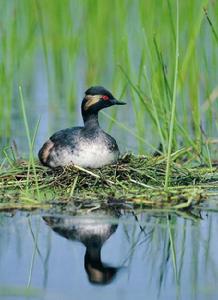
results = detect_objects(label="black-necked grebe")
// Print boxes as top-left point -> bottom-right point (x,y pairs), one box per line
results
38,86 -> 126,168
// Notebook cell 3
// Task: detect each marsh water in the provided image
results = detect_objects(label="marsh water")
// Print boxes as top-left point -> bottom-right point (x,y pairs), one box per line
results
0,198 -> 218,300
1,95 -> 217,300
1,1 -> 218,299
1,36 -> 217,300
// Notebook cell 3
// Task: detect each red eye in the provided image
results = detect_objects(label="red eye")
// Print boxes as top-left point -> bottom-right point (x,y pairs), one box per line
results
102,95 -> 109,100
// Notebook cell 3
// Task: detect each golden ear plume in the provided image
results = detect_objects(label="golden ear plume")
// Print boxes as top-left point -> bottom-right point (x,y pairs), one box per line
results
84,95 -> 101,110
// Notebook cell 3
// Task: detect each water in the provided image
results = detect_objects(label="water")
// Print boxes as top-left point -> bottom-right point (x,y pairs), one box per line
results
0,203 -> 218,300
0,2 -> 217,298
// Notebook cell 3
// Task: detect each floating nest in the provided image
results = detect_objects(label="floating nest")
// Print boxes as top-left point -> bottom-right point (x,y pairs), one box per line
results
0,153 -> 217,211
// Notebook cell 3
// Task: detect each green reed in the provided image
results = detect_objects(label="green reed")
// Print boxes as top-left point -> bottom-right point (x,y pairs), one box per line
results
0,0 -> 217,171
164,0 -> 179,189
19,86 -> 40,199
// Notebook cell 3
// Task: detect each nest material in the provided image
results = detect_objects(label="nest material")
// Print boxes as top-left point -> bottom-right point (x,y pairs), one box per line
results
0,153 -> 217,210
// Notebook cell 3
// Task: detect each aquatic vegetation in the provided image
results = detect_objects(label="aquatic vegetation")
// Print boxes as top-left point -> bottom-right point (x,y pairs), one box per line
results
0,0 -> 217,158
1,4 -> 218,300
0,1 -> 217,209
0,153 -> 217,210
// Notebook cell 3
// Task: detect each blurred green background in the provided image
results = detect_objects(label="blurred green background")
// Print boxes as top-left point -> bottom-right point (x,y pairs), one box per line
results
0,0 -> 217,161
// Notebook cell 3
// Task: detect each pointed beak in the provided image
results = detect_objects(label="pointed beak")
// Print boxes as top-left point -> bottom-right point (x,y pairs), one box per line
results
111,99 -> 126,105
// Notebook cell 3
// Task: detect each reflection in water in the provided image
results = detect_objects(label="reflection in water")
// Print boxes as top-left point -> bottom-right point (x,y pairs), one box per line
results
43,212 -> 120,285
0,206 -> 218,300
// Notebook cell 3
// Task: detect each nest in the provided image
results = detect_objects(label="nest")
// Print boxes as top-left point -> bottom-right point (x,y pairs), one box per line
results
0,153 -> 217,211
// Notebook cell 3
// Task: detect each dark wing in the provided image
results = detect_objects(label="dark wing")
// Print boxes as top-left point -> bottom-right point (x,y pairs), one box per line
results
49,127 -> 82,147
103,132 -> 119,152
38,127 -> 82,166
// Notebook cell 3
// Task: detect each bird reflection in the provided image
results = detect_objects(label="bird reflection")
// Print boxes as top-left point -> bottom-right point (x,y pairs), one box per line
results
43,210 -> 120,285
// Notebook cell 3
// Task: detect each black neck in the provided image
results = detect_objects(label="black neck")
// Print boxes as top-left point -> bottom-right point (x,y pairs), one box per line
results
82,111 -> 99,128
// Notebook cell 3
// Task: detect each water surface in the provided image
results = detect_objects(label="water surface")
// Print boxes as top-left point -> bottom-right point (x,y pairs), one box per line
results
0,203 -> 218,300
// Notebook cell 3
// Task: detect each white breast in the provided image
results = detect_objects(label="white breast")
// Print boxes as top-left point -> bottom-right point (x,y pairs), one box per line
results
49,138 -> 119,168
